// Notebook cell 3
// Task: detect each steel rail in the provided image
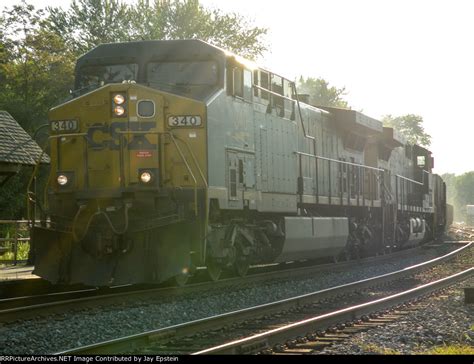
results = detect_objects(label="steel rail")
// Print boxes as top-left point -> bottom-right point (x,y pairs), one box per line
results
0,241 -> 442,298
194,267 -> 473,355
0,243 -> 444,321
55,242 -> 471,355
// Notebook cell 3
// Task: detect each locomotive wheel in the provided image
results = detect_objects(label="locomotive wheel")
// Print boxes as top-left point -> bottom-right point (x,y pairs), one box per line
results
234,257 -> 250,277
334,248 -> 351,263
206,258 -> 222,281
174,272 -> 189,287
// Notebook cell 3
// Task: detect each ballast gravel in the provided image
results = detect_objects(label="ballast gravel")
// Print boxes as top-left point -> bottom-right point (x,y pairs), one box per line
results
319,280 -> 473,355
0,244 -> 470,354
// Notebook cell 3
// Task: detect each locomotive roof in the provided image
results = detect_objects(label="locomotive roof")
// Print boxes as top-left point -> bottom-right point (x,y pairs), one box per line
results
76,39 -> 226,68
0,111 -> 50,167
318,106 -> 383,135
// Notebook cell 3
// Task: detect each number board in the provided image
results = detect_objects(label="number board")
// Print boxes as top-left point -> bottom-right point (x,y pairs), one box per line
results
51,120 -> 78,132
168,115 -> 202,127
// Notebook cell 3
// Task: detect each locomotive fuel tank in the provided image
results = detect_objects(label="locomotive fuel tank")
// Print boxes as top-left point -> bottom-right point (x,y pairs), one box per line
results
273,217 -> 349,262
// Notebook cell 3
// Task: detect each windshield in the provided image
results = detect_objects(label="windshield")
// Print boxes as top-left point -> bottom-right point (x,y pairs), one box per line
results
76,63 -> 138,93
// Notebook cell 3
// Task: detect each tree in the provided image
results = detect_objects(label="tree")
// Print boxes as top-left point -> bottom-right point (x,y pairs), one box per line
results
0,2 -> 75,219
441,173 -> 456,204
296,76 -> 349,108
0,1 -> 75,131
0,17 -> 7,84
454,171 -> 474,222
440,171 -> 474,223
47,0 -> 268,60
47,0 -> 132,56
382,114 -> 431,147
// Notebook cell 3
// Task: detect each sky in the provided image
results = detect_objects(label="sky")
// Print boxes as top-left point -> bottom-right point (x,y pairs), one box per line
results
4,0 -> 474,175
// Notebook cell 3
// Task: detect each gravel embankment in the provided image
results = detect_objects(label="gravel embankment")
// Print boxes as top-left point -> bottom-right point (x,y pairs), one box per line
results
319,279 -> 474,354
0,244 -> 469,354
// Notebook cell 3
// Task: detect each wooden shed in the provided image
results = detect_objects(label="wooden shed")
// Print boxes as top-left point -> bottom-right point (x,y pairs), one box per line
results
0,111 -> 49,185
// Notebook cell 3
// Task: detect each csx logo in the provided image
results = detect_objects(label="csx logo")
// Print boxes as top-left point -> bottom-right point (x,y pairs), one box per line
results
87,122 -> 156,150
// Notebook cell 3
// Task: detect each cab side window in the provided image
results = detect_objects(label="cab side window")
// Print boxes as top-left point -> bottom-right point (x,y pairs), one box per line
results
233,67 -> 243,97
271,74 -> 284,113
243,69 -> 252,101
260,71 -> 269,100
253,70 -> 259,97
227,64 -> 252,102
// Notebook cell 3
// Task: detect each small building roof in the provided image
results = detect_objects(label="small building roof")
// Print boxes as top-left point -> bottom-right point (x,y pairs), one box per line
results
0,111 -> 50,167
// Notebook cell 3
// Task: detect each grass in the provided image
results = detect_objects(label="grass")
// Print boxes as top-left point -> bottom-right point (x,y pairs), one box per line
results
356,341 -> 474,355
0,224 -> 31,263
2,242 -> 30,261
421,345 -> 474,355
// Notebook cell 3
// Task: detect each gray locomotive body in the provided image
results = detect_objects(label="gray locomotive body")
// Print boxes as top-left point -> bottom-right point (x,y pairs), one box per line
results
204,52 -> 446,274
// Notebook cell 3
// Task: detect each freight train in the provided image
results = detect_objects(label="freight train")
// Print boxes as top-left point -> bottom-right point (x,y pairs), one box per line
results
28,40 -> 448,286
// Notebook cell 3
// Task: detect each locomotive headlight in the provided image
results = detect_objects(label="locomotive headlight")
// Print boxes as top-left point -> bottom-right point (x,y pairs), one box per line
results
140,171 -> 153,183
113,94 -> 125,105
57,174 -> 68,186
114,105 -> 125,116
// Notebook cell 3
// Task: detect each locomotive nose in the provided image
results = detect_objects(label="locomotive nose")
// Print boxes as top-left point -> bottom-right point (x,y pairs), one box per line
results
50,85 -> 164,193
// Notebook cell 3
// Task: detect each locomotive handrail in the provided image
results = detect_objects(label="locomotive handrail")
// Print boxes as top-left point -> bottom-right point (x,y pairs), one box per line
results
172,133 -> 210,255
291,83 -> 315,142
295,151 -> 385,172
395,173 -> 424,186
26,149 -> 47,226
172,134 -> 208,188
117,130 -> 208,188
116,130 -> 200,216
27,133 -> 88,226
252,84 -> 296,103
296,152 -> 427,187
49,133 -> 88,205
291,83 -> 318,212
166,133 -> 199,216
295,151 -> 382,205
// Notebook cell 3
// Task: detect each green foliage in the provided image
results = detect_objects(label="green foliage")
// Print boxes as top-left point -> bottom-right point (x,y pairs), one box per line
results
441,171 -> 474,223
47,0 -> 268,60
382,114 -> 431,147
47,0 -> 132,56
0,169 -> 32,219
0,1 -> 75,132
454,171 -> 474,222
421,344 -> 474,355
296,76 -> 349,108
442,172 -> 457,214
0,221 -> 30,265
2,243 -> 30,263
358,343 -> 401,354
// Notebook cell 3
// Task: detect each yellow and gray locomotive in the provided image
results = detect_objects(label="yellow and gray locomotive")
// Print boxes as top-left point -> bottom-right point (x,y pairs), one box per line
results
30,40 -> 447,286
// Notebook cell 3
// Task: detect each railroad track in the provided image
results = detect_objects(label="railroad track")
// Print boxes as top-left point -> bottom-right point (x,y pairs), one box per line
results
449,225 -> 474,241
194,269 -> 472,355
0,243 -> 454,323
55,242 -> 472,355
